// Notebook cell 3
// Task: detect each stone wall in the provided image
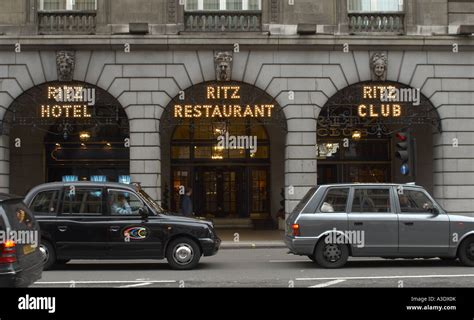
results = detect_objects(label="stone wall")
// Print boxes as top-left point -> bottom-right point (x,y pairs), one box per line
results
0,0 -> 473,36
449,0 -> 474,25
0,49 -> 473,216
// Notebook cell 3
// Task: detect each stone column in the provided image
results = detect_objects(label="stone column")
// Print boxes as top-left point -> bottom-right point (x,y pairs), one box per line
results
285,121 -> 318,215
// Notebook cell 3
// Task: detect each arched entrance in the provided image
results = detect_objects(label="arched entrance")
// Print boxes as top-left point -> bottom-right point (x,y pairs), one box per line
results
317,81 -> 441,193
160,81 -> 286,226
3,82 -> 130,195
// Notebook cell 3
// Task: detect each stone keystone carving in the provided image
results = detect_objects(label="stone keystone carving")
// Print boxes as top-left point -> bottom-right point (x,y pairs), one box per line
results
214,52 -> 233,81
370,52 -> 388,81
56,51 -> 76,82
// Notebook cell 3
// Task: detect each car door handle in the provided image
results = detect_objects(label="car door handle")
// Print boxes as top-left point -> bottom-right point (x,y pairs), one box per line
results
404,222 -> 414,226
57,226 -> 68,232
109,226 -> 120,232
354,222 -> 364,226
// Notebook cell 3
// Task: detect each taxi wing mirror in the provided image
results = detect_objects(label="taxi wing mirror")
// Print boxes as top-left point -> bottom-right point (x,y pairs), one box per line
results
139,206 -> 149,219
424,203 -> 439,215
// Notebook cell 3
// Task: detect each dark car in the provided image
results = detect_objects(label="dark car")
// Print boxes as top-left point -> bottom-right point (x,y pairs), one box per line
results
0,194 -> 43,287
24,182 -> 220,270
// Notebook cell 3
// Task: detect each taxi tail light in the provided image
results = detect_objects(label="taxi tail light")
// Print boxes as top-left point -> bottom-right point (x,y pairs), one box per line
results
0,241 -> 17,264
291,224 -> 300,237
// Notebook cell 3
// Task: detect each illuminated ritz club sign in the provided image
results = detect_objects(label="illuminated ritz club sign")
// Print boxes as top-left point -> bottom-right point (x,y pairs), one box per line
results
41,86 -> 96,118
357,85 -> 409,118
174,85 -> 275,118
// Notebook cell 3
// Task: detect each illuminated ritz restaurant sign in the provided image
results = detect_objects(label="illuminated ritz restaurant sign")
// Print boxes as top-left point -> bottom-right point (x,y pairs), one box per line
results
41,85 -> 96,118
174,85 -> 275,119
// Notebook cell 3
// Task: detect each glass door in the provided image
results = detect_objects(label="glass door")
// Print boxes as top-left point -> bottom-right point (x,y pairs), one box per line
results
250,169 -> 269,214
222,171 -> 237,217
196,167 -> 239,218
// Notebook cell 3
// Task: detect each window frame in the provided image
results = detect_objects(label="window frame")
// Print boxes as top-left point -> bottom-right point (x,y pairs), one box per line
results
107,188 -> 145,217
30,189 -> 60,216
171,119 -> 270,161
312,187 -> 351,214
59,187 -> 105,216
396,187 -> 444,215
38,0 -> 97,11
185,0 -> 261,11
347,0 -> 404,13
349,186 -> 395,214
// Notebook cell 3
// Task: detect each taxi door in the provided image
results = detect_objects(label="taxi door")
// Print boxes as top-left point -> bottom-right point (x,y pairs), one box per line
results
106,189 -> 165,259
55,186 -> 110,258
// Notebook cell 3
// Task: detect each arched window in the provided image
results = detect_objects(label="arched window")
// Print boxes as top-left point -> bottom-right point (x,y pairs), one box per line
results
6,82 -> 129,195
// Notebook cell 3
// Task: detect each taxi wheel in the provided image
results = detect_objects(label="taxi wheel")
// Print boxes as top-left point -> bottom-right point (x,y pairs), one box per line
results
166,237 -> 201,270
39,240 -> 56,271
458,237 -> 474,267
307,255 -> 316,262
314,239 -> 349,269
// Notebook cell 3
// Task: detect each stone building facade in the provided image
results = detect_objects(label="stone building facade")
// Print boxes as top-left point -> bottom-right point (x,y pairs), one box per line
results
0,0 -> 474,223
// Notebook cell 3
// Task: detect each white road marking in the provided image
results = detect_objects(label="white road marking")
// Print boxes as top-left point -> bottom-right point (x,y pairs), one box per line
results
309,279 -> 346,288
119,282 -> 153,288
296,274 -> 474,281
36,280 -> 176,285
269,259 -> 309,263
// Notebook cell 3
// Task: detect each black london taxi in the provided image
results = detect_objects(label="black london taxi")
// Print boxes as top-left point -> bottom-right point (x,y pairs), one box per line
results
0,194 -> 43,287
23,182 -> 220,270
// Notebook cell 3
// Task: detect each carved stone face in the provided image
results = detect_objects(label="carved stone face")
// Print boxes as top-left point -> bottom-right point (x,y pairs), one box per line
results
56,51 -> 75,81
59,61 -> 72,78
214,52 -> 233,81
374,62 -> 385,78
371,52 -> 387,81
217,61 -> 230,81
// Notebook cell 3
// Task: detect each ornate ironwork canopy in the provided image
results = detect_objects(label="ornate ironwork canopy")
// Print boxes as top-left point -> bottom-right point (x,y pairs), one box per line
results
317,81 -> 442,137
1,82 -> 129,139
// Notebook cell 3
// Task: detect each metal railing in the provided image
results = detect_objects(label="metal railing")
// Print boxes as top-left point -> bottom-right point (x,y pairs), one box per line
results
348,12 -> 405,33
184,10 -> 262,32
38,10 -> 97,34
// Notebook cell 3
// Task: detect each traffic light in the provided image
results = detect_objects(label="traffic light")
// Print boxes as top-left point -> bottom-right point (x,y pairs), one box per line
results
395,129 -> 414,176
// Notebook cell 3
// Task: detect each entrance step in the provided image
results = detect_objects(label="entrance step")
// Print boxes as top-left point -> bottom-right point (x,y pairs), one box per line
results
211,218 -> 254,229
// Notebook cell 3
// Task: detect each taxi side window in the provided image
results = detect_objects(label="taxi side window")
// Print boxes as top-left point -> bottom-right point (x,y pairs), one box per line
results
31,190 -> 59,215
398,189 -> 435,213
352,188 -> 391,213
317,188 -> 349,213
62,188 -> 103,215
108,190 -> 143,215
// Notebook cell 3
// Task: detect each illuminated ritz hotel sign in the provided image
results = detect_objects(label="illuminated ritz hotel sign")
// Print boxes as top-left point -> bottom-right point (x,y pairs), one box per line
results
174,85 -> 274,118
41,86 -> 96,118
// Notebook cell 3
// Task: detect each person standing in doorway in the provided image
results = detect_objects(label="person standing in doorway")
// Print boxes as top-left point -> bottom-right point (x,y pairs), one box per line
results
180,187 -> 194,217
